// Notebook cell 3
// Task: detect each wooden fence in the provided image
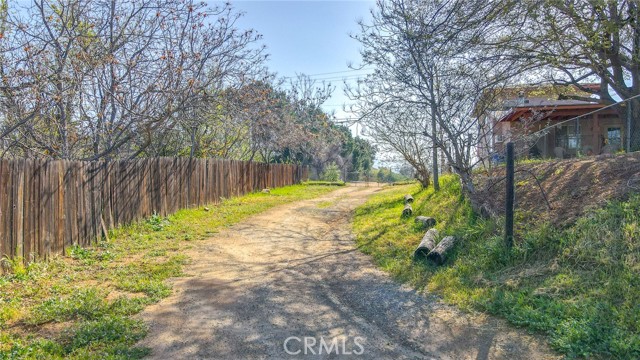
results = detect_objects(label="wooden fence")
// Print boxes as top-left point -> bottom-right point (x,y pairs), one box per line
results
0,158 -> 308,261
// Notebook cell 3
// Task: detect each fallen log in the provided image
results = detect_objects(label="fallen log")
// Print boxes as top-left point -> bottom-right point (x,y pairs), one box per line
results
413,229 -> 439,259
402,204 -> 413,217
414,216 -> 436,229
404,194 -> 414,204
427,236 -> 457,265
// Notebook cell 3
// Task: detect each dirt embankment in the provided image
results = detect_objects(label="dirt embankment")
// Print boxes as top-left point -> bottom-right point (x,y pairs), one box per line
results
476,153 -> 640,226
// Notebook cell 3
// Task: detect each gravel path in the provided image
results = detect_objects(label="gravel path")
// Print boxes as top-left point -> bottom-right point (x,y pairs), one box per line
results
138,185 -> 558,359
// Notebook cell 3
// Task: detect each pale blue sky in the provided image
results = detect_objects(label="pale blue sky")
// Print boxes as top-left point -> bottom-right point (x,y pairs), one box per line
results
218,0 -> 376,127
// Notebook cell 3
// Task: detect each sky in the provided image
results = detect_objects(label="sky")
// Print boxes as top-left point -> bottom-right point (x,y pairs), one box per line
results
214,0 -> 376,134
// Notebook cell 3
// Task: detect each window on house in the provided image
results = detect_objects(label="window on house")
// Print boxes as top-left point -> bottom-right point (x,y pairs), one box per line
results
607,127 -> 622,150
556,124 -> 580,149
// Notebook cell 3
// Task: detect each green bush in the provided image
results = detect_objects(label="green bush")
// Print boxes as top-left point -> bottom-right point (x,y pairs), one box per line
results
302,181 -> 345,186
321,163 -> 341,182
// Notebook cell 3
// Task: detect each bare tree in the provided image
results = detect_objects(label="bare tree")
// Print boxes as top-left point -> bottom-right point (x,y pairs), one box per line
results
0,0 -> 374,173
0,0 -> 265,160
0,0 -> 96,158
503,0 -> 640,150
357,101 -> 432,187
347,0 -> 526,210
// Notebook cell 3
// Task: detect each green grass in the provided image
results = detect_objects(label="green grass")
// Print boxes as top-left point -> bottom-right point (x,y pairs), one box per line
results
0,184 -> 337,359
302,180 -> 346,186
316,200 -> 335,209
353,174 -> 640,359
391,180 -> 418,186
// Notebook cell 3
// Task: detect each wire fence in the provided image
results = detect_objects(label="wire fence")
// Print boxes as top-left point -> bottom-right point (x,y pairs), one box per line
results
483,96 -> 640,166
471,94 -> 640,246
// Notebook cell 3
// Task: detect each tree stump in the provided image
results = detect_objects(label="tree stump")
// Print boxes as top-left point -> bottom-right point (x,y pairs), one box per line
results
404,194 -> 414,204
402,204 -> 413,217
261,188 -> 270,194
413,229 -> 439,259
427,236 -> 457,265
415,216 -> 436,229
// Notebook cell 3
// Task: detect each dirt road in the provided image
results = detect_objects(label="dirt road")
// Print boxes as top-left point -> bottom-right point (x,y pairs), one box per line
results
138,185 -> 557,359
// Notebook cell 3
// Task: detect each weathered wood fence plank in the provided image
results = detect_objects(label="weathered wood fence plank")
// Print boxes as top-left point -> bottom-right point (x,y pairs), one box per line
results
0,158 -> 307,263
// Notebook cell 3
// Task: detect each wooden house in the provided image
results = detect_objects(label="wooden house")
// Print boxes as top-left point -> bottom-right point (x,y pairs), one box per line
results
477,85 -> 625,162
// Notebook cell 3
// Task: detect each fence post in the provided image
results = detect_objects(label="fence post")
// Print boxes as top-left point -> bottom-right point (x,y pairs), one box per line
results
505,142 -> 514,250
627,101 -> 632,152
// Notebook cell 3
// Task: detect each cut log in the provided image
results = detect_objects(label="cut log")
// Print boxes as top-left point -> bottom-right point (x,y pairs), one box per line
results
413,229 -> 439,259
404,194 -> 414,204
402,204 -> 413,217
261,188 -> 270,193
427,236 -> 457,265
415,216 -> 436,229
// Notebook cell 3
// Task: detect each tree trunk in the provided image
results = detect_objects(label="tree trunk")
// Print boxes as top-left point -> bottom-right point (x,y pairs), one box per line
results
416,166 -> 430,188
432,115 -> 440,191
414,228 -> 439,259
455,167 -> 492,218
440,143 -> 447,175
427,236 -> 456,265
402,204 -> 413,217
190,127 -> 197,158
415,216 -> 436,229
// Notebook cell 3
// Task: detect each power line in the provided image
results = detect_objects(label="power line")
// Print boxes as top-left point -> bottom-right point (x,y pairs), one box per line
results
330,118 -> 361,124
279,74 -> 370,87
315,74 -> 369,81
279,68 -> 374,80
322,103 -> 359,107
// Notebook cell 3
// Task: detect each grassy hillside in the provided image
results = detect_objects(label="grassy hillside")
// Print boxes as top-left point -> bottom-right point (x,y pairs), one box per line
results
353,175 -> 640,359
0,184 -> 338,360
